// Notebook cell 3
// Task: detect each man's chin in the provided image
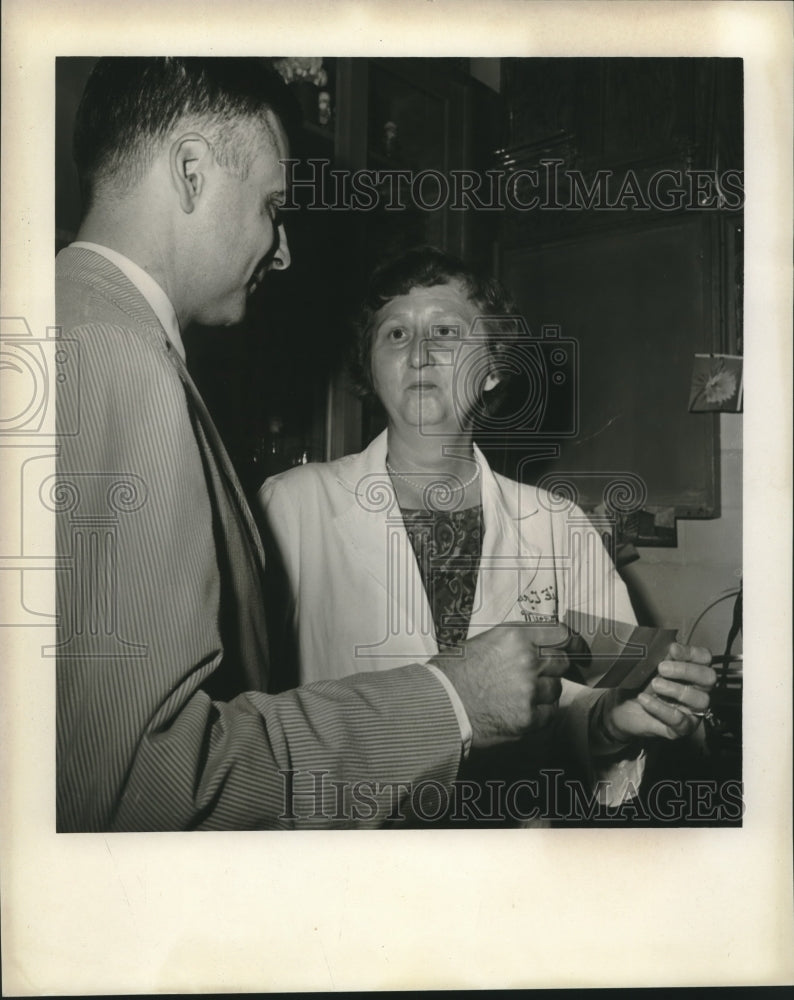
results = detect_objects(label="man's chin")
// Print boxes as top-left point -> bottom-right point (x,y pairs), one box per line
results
199,298 -> 248,329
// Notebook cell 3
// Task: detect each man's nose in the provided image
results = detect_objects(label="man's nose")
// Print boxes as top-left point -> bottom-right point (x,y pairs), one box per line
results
271,223 -> 291,271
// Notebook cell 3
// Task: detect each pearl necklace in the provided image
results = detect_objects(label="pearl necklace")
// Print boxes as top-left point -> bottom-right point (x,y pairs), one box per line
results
386,459 -> 480,493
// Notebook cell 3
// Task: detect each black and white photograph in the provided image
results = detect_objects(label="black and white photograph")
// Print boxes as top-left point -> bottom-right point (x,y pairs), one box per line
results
2,0 -> 792,993
50,52 -> 743,831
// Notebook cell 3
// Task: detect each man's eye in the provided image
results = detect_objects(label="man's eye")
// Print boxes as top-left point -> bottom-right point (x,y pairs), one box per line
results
265,198 -> 285,224
432,325 -> 459,339
386,326 -> 409,342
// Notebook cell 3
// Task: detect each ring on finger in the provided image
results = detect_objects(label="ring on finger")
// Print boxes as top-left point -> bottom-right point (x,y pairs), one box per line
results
688,708 -> 716,723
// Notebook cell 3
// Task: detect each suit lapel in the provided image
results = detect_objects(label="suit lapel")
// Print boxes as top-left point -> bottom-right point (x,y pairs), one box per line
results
167,349 -> 266,569
61,247 -> 266,571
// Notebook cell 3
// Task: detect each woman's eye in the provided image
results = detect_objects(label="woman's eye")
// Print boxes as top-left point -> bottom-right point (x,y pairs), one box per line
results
432,325 -> 459,339
387,327 -> 409,342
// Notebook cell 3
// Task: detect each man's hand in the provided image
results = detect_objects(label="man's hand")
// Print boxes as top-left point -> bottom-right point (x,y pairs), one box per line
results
430,623 -> 574,750
601,642 -> 716,744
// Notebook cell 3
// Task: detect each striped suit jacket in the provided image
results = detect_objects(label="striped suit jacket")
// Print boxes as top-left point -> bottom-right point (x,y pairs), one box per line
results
54,246 -> 461,831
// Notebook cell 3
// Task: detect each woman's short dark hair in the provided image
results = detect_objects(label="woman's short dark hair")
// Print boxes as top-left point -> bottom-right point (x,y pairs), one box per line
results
349,245 -> 518,410
74,57 -> 299,211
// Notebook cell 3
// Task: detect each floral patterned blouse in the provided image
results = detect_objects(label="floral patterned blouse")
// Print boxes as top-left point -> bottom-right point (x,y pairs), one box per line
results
400,504 -> 484,651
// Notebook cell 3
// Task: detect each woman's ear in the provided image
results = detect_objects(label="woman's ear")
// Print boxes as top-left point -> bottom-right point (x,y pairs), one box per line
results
482,371 -> 500,393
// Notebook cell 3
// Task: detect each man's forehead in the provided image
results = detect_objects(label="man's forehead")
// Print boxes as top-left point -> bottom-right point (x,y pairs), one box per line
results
261,109 -> 289,156
251,113 -> 289,179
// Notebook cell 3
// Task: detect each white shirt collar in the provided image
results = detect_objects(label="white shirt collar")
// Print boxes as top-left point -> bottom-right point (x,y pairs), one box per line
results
70,241 -> 186,362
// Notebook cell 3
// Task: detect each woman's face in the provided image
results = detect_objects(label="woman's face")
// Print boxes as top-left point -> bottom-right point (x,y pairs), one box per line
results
369,279 -> 495,435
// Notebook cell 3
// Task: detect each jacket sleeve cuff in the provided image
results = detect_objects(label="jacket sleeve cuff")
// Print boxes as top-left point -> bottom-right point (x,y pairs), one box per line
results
423,663 -> 473,760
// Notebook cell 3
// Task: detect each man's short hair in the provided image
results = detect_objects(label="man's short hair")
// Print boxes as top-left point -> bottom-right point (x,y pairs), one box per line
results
73,57 -> 298,210
350,245 -> 518,409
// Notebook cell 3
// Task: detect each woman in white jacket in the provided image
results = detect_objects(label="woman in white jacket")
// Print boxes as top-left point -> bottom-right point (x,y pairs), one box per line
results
257,247 -> 714,823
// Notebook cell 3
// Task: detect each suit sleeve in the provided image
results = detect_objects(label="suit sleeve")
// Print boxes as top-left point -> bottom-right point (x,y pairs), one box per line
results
56,322 -> 461,831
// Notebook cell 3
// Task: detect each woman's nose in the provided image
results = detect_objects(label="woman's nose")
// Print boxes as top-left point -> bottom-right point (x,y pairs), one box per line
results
409,332 -> 432,367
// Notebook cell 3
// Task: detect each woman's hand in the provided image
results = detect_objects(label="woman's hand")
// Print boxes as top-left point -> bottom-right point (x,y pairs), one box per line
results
602,642 -> 717,743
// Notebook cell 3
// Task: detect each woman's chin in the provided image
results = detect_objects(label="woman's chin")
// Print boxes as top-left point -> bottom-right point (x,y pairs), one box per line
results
396,406 -> 470,436
396,398 -> 433,425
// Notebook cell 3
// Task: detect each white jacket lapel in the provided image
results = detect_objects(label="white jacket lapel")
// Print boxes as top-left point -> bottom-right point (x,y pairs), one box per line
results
469,447 -> 543,635
332,431 -> 438,659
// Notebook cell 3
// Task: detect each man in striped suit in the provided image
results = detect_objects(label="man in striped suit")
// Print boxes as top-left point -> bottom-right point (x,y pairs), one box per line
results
55,58 -> 582,831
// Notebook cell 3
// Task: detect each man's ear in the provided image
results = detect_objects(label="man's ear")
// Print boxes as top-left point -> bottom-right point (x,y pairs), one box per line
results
170,134 -> 212,214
